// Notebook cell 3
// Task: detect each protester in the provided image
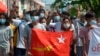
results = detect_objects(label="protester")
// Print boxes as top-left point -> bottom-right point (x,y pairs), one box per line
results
62,17 -> 76,56
73,14 -> 86,56
1,0 -> 100,56
12,11 -> 30,56
46,12 -> 62,32
79,13 -> 97,56
46,11 -> 76,55
23,14 -> 46,55
0,13 -> 13,56
9,10 -> 18,56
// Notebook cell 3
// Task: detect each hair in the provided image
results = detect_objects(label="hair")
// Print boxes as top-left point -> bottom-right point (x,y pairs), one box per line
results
39,17 -> 46,23
30,10 -> 39,16
24,11 -> 31,15
62,17 -> 71,22
85,13 -> 94,20
39,9 -> 45,13
0,13 -> 10,26
62,12 -> 70,16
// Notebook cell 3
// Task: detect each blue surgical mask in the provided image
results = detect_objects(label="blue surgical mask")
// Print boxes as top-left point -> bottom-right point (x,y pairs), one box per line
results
0,19 -> 6,24
54,16 -> 60,22
40,13 -> 45,18
90,20 -> 97,25
25,14 -> 31,20
32,16 -> 39,22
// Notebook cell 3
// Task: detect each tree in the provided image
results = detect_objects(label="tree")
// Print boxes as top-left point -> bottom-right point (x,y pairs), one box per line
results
71,0 -> 100,17
51,0 -> 100,17
51,0 -> 69,8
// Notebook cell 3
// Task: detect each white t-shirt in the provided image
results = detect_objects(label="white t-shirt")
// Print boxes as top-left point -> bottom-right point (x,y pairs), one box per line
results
12,19 -> 28,49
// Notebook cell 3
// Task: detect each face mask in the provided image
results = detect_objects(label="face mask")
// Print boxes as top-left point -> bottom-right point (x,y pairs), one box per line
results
63,23 -> 70,29
0,19 -> 6,24
40,13 -> 45,18
32,16 -> 39,22
25,14 -> 31,20
54,16 -> 60,22
90,20 -> 97,25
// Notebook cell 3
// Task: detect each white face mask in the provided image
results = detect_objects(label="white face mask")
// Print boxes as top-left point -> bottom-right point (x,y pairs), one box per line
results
90,20 -> 97,25
63,23 -> 70,29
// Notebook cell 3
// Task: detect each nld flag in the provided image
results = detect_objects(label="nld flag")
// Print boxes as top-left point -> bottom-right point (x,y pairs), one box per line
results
88,27 -> 100,56
30,29 -> 73,56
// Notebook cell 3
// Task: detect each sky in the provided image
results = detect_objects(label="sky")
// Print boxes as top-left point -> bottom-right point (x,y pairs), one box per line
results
42,0 -> 55,4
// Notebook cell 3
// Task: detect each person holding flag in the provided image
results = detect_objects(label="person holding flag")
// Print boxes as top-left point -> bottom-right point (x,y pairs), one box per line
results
24,9 -> 74,56
23,14 -> 46,55
27,16 -> 75,56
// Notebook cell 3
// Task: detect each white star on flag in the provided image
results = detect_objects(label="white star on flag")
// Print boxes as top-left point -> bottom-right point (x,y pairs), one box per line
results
57,35 -> 66,44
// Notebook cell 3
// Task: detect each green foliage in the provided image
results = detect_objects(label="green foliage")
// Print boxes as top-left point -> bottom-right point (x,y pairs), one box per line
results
51,0 -> 100,17
51,0 -> 67,8
69,7 -> 78,17
71,0 -> 100,17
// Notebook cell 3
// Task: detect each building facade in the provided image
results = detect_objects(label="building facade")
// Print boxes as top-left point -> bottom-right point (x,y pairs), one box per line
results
0,0 -> 44,16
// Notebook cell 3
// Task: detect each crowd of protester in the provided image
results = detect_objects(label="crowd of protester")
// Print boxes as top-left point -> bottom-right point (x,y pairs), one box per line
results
0,5 -> 100,56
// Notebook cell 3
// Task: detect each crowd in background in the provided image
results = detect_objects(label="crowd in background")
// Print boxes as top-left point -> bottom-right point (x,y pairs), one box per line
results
0,4 -> 100,56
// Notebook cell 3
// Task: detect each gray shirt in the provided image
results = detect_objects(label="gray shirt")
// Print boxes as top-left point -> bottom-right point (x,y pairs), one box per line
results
0,26 -> 13,49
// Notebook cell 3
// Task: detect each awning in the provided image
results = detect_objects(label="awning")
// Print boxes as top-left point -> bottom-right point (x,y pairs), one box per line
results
33,0 -> 45,7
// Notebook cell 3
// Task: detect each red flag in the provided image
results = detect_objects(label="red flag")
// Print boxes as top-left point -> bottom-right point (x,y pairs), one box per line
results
30,29 -> 73,56
0,1 -> 7,13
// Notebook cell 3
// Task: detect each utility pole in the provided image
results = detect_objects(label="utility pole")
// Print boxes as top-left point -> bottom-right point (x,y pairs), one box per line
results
7,0 -> 9,16
30,0 -> 31,9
